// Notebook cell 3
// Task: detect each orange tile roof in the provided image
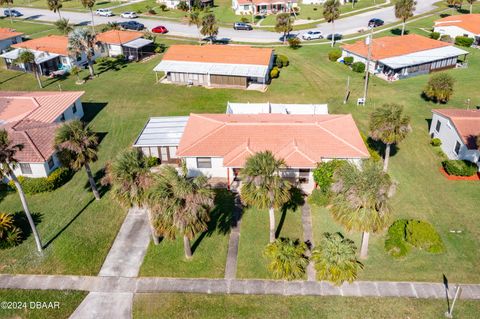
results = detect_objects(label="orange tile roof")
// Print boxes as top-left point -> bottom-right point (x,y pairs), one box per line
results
0,28 -> 23,41
435,14 -> 480,35
12,35 -> 69,56
342,34 -> 451,61
177,114 -> 369,168
6,123 -> 59,163
162,45 -> 273,66
96,30 -> 144,45
433,109 -> 480,149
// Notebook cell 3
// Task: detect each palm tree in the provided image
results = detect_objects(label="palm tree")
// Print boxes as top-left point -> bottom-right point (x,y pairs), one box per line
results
200,13 -> 218,44
14,50 -> 43,89
394,0 -> 417,36
0,212 -> 22,249
275,12 -> 294,45
68,27 -> 97,78
264,237 -> 309,280
145,164 -> 214,258
54,120 -> 101,200
323,0 -> 340,47
54,18 -> 73,35
81,0 -> 96,33
47,0 -> 63,19
240,151 -> 291,243
311,232 -> 363,285
369,103 -> 411,172
187,10 -> 202,43
0,0 -> 14,24
466,0 -> 476,13
0,130 -> 43,253
330,160 -> 396,259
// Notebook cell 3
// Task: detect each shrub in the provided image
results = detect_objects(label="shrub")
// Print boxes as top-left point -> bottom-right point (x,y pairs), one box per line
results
8,167 -> 73,195
0,212 -> 22,249
343,56 -> 354,66
275,54 -> 289,68
313,160 -> 346,193
177,1 -> 189,11
430,137 -> 442,146
429,31 -> 440,40
159,3 -> 167,11
361,132 -> 382,162
440,34 -> 453,43
146,156 -> 159,168
405,220 -> 445,254
351,61 -> 365,73
307,188 -> 330,207
423,73 -> 455,103
455,36 -> 474,47
384,219 -> 410,258
270,66 -> 280,79
240,17 -> 249,23
442,160 -> 477,176
328,49 -> 342,62
148,8 -> 156,14
288,37 -> 301,49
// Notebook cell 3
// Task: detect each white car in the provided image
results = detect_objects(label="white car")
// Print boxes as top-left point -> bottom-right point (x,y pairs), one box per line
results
302,31 -> 323,40
95,9 -> 113,17
121,11 -> 138,19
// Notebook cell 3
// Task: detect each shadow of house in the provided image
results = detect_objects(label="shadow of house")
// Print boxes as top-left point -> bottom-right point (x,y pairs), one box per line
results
81,102 -> 108,123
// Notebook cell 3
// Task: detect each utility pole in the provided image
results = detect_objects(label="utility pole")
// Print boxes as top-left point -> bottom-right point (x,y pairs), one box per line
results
362,26 -> 374,106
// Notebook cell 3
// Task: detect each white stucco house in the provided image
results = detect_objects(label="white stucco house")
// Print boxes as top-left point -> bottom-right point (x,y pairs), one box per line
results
232,0 -> 298,15
96,30 -> 155,61
430,109 -> 480,169
156,0 -> 213,9
0,27 -> 23,52
0,91 -> 85,178
434,14 -> 480,46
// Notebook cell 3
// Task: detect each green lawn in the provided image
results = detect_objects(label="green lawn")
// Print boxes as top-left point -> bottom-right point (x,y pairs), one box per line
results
0,289 -> 86,319
133,293 -> 480,319
0,18 -> 58,38
14,0 -> 113,11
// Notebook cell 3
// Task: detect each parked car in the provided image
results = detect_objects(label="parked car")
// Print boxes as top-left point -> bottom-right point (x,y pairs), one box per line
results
120,21 -> 144,31
121,11 -> 138,19
4,9 -> 22,17
368,18 -> 384,28
326,33 -> 342,41
96,9 -> 114,17
152,25 -> 168,34
302,30 -> 323,40
233,22 -> 253,31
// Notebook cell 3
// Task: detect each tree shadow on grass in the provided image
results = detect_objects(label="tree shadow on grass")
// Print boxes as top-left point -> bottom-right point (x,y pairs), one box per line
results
83,166 -> 109,198
0,72 -> 26,85
96,58 -> 128,75
390,28 -> 409,36
276,187 -> 305,238
11,211 -> 43,245
366,136 -> 398,158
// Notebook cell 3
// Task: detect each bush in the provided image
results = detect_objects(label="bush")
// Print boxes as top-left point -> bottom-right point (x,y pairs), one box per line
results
275,54 -> 289,68
148,8 -> 156,14
405,220 -> 445,254
442,160 -> 477,176
8,167 -> 73,195
0,212 -> 22,249
240,17 -> 249,23
288,37 -> 301,49
384,219 -> 411,258
351,61 -> 365,73
312,160 -> 346,193
343,56 -> 354,66
423,73 -> 455,103
430,137 -> 442,146
307,188 -> 330,207
429,31 -> 440,40
146,156 -> 159,168
361,132 -> 382,162
270,66 -> 280,79
455,36 -> 474,47
328,49 -> 342,62
159,3 -> 167,11
440,34 -> 453,43
177,1 -> 189,11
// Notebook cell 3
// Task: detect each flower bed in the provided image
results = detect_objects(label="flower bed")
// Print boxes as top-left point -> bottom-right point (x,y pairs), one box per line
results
439,167 -> 480,181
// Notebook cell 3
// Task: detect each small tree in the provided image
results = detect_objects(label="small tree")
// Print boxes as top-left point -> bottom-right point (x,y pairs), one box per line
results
68,27 -> 97,78
70,65 -> 82,84
0,0 -> 14,24
81,0 -> 96,33
394,0 -> 417,36
14,50 -> 43,88
47,0 -> 63,19
264,237 -> 309,280
312,232 -> 363,285
423,72 -> 455,103
275,12 -> 294,45
323,0 -> 340,47
54,18 -> 73,35
200,13 -> 218,44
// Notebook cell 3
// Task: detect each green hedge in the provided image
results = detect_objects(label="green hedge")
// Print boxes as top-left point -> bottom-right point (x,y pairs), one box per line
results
145,156 -> 159,168
312,160 -> 346,193
430,138 -> 442,146
343,56 -> 354,66
351,62 -> 365,73
307,188 -> 330,207
429,32 -> 440,40
328,49 -> 342,62
270,67 -> 280,79
8,167 -> 73,195
455,36 -> 474,47
275,54 -> 289,68
384,219 -> 411,258
442,160 -> 477,176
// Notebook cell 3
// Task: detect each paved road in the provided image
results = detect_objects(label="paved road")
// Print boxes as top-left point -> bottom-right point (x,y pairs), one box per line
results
12,0 -> 439,43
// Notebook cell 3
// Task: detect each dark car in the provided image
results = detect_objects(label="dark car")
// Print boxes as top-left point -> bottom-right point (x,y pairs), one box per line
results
4,9 -> 22,17
233,22 -> 253,31
152,25 -> 168,34
368,18 -> 384,27
120,21 -> 145,31
326,33 -> 342,41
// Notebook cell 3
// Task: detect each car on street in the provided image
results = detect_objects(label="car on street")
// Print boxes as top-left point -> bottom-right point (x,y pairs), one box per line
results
96,9 -> 114,17
4,9 -> 22,17
302,30 -> 323,40
121,11 -> 138,19
120,21 -> 144,30
368,18 -> 384,27
326,33 -> 342,41
233,22 -> 253,31
152,25 -> 168,34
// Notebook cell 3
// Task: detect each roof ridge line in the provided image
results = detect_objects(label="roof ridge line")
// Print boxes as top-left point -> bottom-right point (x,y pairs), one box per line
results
22,130 -> 46,161
316,120 -> 370,157
176,115 -> 226,155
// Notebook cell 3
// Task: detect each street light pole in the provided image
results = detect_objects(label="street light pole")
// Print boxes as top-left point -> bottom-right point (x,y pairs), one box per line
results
362,26 -> 374,105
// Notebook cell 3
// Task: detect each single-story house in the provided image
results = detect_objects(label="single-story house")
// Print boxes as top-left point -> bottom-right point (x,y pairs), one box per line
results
226,102 -> 328,114
232,0 -> 298,15
153,45 -> 274,89
434,14 -> 480,46
0,28 -> 23,52
96,30 -> 154,61
156,0 -> 213,9
302,0 -> 349,4
0,91 -> 85,178
0,35 -> 99,76
430,109 -> 480,169
341,34 -> 469,80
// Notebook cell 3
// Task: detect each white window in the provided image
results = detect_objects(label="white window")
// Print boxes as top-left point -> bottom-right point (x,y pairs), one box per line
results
169,147 -> 177,159
160,147 -> 168,161
454,141 -> 461,155
196,157 -> 212,168
47,157 -> 55,170
435,120 -> 441,132
150,147 -> 159,158
20,163 -> 32,174
243,4 -> 250,10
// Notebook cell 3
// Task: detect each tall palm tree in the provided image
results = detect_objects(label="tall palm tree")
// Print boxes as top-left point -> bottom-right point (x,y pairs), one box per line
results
14,50 -> 43,89
187,10 -> 202,43
275,12 -> 294,45
323,0 -> 340,47
81,0 -> 96,33
200,13 -> 218,44
311,232 -> 363,285
240,151 -> 291,243
330,160 -> 396,259
394,0 -> 416,36
68,27 -> 97,78
47,0 -> 63,19
54,18 -> 73,35
369,103 -> 411,172
0,130 -> 43,253
54,120 -> 101,200
145,164 -> 214,258
0,0 -> 14,24
264,237 -> 309,280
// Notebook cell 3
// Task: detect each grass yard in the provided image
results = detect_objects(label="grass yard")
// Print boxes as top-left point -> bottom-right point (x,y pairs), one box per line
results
0,289 -> 86,319
14,0 -> 113,11
133,293 -> 480,319
0,18 -> 58,38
